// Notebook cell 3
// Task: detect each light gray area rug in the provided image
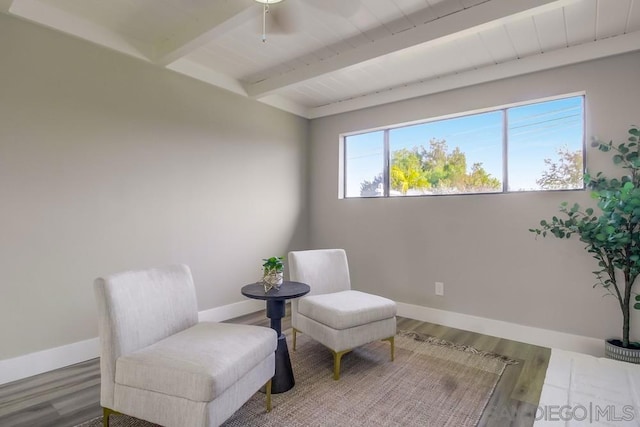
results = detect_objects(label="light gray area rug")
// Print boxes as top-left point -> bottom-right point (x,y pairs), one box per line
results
78,330 -> 517,427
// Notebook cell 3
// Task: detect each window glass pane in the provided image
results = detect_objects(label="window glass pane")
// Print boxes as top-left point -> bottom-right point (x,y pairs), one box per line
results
388,111 -> 503,196
344,131 -> 384,197
508,96 -> 584,191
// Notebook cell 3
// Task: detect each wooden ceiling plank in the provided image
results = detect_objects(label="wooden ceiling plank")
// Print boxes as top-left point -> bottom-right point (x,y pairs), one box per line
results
628,0 -> 640,32
347,4 -> 393,41
405,7 -> 439,26
533,8 -> 568,51
505,17 -> 542,58
362,0 -> 413,34
427,40 -> 481,75
452,34 -> 495,69
478,25 -> 518,63
427,0 -> 466,18
308,29 -> 640,117
153,0 -> 257,66
596,0 -> 632,39
392,0 -> 433,24
564,0 -> 597,45
460,0 -> 488,7
244,0 -> 581,98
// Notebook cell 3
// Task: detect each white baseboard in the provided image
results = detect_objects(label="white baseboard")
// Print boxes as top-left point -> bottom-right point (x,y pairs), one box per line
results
2,300 -> 604,386
397,302 -> 604,357
0,337 -> 100,386
0,300 -> 266,386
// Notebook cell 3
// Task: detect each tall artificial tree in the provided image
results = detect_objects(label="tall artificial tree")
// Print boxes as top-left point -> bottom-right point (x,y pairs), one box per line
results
531,125 -> 640,348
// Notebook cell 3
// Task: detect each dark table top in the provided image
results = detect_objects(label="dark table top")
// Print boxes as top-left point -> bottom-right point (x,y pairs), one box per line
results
241,281 -> 310,301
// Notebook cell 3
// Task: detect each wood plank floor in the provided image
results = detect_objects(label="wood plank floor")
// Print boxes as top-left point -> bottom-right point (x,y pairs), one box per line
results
396,318 -> 551,427
0,313 -> 550,427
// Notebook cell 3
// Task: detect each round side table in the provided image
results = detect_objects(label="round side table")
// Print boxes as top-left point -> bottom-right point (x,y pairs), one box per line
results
241,281 -> 310,393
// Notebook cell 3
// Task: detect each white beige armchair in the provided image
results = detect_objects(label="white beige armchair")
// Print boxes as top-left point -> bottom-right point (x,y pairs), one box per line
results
288,249 -> 396,380
94,264 -> 277,427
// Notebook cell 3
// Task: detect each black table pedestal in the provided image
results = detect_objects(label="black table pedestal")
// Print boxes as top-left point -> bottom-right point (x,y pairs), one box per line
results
267,299 -> 295,393
272,335 -> 294,393
241,281 -> 310,395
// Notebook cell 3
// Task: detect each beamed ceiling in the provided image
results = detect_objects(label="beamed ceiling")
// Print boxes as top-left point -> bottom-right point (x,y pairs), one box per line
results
3,0 -> 639,118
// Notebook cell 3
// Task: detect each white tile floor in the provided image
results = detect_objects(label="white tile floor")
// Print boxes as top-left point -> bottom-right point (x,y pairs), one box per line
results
535,349 -> 640,426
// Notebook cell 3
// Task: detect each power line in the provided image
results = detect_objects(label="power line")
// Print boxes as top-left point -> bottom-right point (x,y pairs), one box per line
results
509,113 -> 581,130
508,105 -> 581,125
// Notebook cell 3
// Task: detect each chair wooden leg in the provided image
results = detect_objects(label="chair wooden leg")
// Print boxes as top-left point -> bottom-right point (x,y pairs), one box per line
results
331,349 -> 351,380
265,379 -> 272,412
383,336 -> 395,361
292,328 -> 298,351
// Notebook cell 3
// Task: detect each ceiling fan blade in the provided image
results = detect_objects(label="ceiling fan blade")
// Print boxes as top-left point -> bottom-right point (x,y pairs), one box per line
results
270,4 -> 298,33
252,0 -> 361,41
254,2 -> 298,37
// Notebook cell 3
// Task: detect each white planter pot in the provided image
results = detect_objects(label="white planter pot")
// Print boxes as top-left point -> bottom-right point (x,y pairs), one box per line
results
605,339 -> 640,364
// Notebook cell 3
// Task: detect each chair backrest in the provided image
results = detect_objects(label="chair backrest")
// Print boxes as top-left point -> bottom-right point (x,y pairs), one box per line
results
93,264 -> 198,408
288,249 -> 351,296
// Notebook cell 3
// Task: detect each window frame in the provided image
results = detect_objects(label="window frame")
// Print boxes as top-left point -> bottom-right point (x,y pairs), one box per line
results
340,93 -> 586,199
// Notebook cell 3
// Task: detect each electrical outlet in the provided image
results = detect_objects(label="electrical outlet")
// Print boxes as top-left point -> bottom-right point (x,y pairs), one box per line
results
435,282 -> 444,296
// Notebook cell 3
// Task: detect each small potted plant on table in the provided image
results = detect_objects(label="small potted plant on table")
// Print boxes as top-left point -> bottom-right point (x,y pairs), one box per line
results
262,256 -> 284,292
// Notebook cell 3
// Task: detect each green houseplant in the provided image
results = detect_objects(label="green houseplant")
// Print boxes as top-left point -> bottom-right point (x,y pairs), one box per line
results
531,125 -> 640,362
262,256 -> 284,291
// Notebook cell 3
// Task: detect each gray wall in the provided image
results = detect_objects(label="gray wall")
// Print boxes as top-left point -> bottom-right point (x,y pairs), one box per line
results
0,14 -> 309,359
309,52 -> 640,342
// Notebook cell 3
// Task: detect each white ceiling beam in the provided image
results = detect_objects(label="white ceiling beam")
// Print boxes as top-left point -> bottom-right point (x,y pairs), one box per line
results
166,60 -> 310,118
8,0 -> 153,60
153,0 -> 258,67
257,94 -> 310,118
308,30 -> 640,119
244,0 -> 581,98
166,58 -> 247,97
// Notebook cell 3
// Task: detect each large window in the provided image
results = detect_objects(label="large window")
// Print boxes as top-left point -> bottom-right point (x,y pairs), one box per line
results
343,95 -> 585,198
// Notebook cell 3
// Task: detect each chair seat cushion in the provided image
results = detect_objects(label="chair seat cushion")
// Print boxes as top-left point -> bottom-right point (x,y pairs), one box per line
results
297,290 -> 396,330
115,322 -> 276,402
